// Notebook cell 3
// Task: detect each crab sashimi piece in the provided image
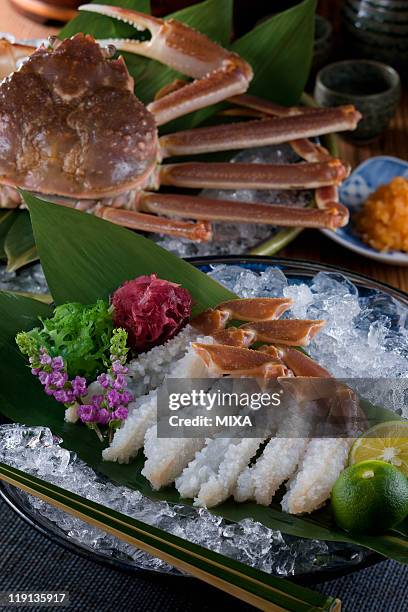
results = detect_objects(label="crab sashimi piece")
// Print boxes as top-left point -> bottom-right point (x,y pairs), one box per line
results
142,425 -> 206,490
159,107 -> 361,156
194,437 -> 265,508
102,390 -> 157,464
276,347 -> 367,435
79,5 -> 252,125
192,343 -> 290,379
126,324 -> 197,395
234,404 -> 315,505
176,437 -> 244,499
211,328 -> 254,348
281,438 -> 353,515
159,159 -> 348,190
139,192 -> 349,230
191,298 -> 293,335
141,374 -> 253,490
103,335 -> 214,464
240,319 -> 325,346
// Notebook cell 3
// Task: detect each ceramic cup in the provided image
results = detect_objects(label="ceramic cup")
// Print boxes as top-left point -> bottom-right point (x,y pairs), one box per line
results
314,59 -> 401,143
342,0 -> 408,79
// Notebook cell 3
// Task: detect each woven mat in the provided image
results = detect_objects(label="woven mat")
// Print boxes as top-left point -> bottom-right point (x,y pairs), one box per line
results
0,499 -> 406,611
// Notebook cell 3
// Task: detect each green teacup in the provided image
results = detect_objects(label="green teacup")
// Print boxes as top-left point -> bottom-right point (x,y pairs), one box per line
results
314,59 -> 401,143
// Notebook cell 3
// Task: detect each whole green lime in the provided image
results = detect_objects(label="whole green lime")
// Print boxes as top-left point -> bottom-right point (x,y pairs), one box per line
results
331,460 -> 408,534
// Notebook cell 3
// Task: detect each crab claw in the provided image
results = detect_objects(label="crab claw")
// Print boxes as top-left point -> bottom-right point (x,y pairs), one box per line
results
80,4 -> 252,79
79,4 -> 252,124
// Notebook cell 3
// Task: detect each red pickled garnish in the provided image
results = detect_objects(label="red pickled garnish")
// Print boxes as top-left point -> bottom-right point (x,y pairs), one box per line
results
111,274 -> 192,352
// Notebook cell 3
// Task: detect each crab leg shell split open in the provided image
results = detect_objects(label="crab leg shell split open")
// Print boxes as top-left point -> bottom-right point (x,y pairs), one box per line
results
192,343 -> 290,379
239,320 -> 326,347
79,4 -> 253,125
191,297 -> 293,334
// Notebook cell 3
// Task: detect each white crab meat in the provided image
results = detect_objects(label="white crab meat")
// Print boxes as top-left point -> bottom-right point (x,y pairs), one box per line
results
281,437 -> 353,514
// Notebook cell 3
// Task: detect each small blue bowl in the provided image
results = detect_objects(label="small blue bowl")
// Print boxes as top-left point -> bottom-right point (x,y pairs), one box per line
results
321,156 -> 408,265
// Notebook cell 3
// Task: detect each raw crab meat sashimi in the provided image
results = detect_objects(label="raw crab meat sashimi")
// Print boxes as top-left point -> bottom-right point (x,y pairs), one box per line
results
104,296 -> 366,515
0,4 -> 361,241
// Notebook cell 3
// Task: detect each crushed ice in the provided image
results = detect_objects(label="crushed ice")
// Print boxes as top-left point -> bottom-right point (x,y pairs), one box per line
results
0,425 -> 362,576
0,262 -> 47,294
2,263 -> 408,575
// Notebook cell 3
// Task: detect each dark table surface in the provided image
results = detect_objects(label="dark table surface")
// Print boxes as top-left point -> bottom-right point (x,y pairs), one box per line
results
0,498 -> 406,612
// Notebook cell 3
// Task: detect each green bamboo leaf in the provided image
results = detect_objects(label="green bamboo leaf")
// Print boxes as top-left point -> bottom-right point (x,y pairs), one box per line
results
231,0 -> 316,106
22,192 -> 234,309
0,464 -> 341,612
60,0 -> 151,40
0,210 -> 18,259
4,211 -> 37,273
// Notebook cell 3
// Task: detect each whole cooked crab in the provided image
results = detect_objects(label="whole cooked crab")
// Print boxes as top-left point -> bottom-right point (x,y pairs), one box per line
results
0,4 -> 361,241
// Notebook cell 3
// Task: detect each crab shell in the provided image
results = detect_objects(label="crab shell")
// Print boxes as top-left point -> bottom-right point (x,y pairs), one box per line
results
0,34 -> 158,199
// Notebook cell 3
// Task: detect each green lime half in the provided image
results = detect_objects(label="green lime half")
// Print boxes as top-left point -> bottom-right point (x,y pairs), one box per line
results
350,421 -> 408,476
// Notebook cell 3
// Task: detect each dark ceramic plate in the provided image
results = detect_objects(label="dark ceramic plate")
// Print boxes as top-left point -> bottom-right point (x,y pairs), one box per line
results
3,256 -> 405,585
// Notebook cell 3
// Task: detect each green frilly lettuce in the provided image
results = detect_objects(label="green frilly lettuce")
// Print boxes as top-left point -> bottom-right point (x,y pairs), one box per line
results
17,300 -> 114,378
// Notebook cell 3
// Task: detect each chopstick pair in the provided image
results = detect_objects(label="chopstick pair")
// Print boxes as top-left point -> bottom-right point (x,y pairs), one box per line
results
0,463 -> 341,612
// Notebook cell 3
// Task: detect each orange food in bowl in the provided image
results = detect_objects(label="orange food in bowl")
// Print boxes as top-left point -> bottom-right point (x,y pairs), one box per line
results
356,177 -> 408,252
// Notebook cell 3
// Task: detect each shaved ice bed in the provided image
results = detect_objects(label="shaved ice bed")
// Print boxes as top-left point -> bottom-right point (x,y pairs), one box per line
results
0,425 -> 364,576
2,263 -> 408,575
153,145 -> 312,257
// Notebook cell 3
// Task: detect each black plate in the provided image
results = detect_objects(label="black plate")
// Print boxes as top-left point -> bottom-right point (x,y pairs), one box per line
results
3,255 -> 405,585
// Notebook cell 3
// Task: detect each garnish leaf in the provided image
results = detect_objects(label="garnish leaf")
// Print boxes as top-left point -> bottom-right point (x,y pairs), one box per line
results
232,0 -> 316,105
4,211 -> 37,273
23,191 -> 235,309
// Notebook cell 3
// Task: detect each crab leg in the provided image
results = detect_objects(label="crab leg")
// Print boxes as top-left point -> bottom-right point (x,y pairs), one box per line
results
96,205 -> 212,241
230,94 -> 346,218
141,192 -> 348,230
159,106 -> 360,156
79,4 -> 252,125
158,159 -> 347,190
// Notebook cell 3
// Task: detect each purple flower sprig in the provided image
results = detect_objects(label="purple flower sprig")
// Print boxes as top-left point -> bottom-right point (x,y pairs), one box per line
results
77,329 -> 133,432
17,328 -> 133,440
29,347 -> 88,405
